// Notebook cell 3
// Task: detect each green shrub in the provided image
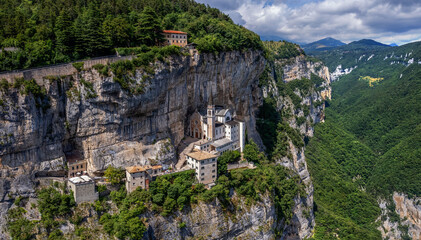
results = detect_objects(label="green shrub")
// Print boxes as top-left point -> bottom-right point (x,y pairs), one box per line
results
100,188 -> 147,239
178,222 -> 186,228
115,45 -> 150,56
287,78 -> 313,95
72,62 -> 84,72
80,78 -> 97,99
311,73 -> 325,87
217,150 -> 241,176
263,41 -> 303,61
296,116 -> 306,126
48,229 -> 65,240
37,187 -> 75,221
243,141 -> 266,165
13,77 -> 24,89
7,207 -> 34,240
0,78 -> 10,92
92,64 -> 109,77
110,60 -> 135,91
97,184 -> 107,193
104,166 -> 125,185
303,105 -> 310,116
14,196 -> 23,206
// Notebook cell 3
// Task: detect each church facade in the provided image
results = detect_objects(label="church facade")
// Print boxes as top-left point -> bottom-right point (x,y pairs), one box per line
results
187,104 -> 245,155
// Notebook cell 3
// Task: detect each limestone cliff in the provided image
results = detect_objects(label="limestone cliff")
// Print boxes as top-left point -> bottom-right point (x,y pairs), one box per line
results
0,48 -> 331,239
0,50 -> 265,238
379,193 -> 421,240
261,54 -> 331,239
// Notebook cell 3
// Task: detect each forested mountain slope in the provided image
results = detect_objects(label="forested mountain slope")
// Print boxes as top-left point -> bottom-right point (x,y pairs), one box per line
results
0,0 -> 261,71
307,41 -> 421,239
302,37 -> 345,54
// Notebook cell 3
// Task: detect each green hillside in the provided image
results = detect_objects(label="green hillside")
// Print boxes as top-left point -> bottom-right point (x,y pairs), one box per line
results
313,39 -> 394,70
0,0 -> 261,71
302,37 -> 345,53
304,40 -> 421,238
306,120 -> 381,239
305,40 -> 421,239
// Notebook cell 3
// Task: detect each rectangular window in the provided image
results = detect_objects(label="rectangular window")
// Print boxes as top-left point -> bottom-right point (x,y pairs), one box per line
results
212,175 -> 215,178
76,166 -> 79,169
201,173 -> 204,176
201,166 -> 204,169
72,167 -> 74,170
212,170 -> 215,173
212,164 -> 215,167
201,178 -> 204,181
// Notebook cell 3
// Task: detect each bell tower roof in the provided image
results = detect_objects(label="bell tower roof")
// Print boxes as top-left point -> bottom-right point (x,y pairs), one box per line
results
208,92 -> 214,107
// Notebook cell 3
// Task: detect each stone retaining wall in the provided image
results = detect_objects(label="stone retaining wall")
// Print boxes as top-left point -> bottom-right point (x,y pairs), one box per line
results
0,55 -> 133,86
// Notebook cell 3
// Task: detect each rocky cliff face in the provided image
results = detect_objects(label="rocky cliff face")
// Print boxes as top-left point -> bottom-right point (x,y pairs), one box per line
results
379,192 -> 421,240
262,55 -> 331,239
0,48 -> 331,239
144,192 -> 281,240
0,50 -> 265,238
281,55 -> 331,85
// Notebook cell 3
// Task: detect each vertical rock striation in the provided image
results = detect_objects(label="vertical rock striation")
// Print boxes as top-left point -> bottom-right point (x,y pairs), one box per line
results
262,55 -> 331,239
0,50 -> 265,238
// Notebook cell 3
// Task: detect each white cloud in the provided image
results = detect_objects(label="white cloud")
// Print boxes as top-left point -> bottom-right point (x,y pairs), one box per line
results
197,0 -> 421,45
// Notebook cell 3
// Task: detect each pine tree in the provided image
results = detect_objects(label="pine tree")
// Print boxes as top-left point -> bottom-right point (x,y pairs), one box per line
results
102,15 -> 131,47
75,3 -> 111,58
55,10 -> 74,61
135,7 -> 164,46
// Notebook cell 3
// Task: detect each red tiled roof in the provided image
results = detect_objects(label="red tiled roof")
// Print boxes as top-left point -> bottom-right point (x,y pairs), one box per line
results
163,30 -> 187,34
126,165 -> 163,173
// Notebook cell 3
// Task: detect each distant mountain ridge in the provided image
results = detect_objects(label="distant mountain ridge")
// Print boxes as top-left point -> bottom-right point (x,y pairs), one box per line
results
345,39 -> 389,49
302,37 -> 345,53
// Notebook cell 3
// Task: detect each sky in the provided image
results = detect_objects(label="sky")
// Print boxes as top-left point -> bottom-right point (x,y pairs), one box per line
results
196,0 -> 421,45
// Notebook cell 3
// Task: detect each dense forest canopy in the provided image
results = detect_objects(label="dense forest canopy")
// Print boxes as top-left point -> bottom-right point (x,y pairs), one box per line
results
305,41 -> 421,239
0,0 -> 262,71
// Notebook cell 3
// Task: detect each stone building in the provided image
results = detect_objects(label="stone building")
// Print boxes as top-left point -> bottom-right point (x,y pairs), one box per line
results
186,150 -> 217,185
188,103 -> 246,155
66,152 -> 87,178
125,165 -> 163,193
163,30 -> 188,47
68,175 -> 98,204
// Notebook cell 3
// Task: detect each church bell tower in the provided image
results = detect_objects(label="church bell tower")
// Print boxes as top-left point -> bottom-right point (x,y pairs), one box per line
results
207,94 -> 215,140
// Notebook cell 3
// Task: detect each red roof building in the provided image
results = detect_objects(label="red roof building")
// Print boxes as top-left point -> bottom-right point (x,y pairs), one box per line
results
163,30 -> 188,47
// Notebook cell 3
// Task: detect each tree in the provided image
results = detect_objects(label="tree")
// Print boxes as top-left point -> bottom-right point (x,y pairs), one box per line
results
217,150 -> 240,177
243,141 -> 262,164
74,3 -> 110,58
127,217 -> 146,240
135,7 -> 164,46
104,166 -> 125,185
102,15 -> 131,47
54,10 -> 74,61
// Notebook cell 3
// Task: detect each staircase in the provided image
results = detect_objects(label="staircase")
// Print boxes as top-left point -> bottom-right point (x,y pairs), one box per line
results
176,138 -> 197,170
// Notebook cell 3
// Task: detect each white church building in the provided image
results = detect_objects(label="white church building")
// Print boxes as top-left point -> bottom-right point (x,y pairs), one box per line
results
187,103 -> 246,155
